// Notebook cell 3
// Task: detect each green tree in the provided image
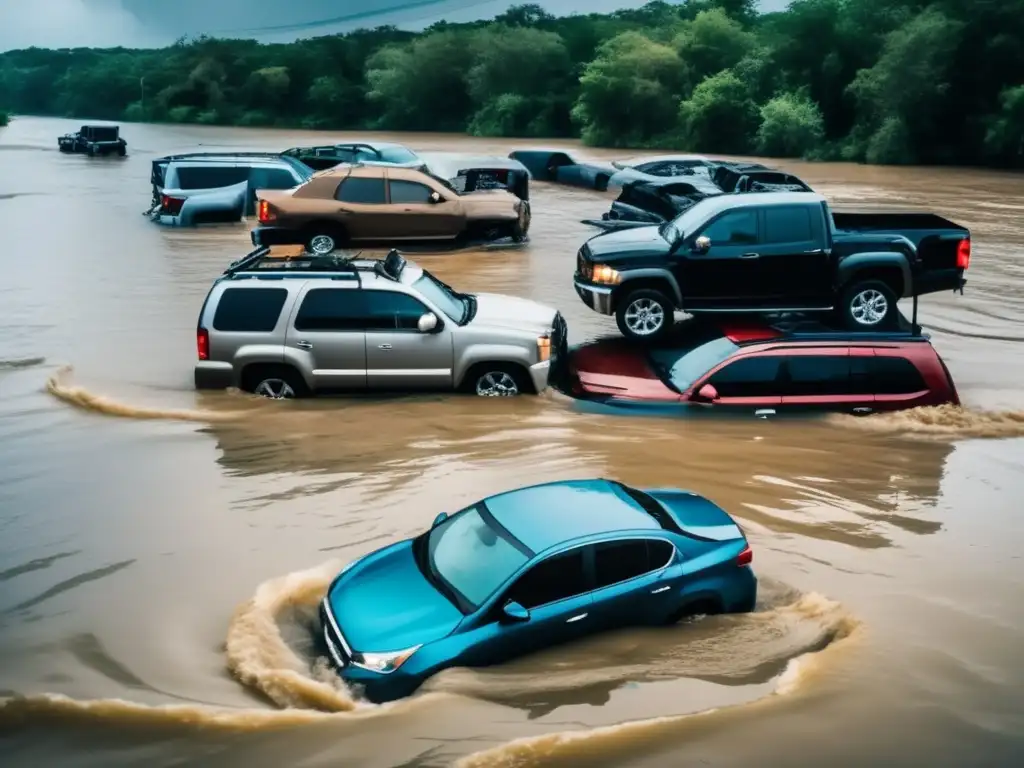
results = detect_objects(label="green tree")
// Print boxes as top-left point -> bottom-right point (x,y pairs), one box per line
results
572,31 -> 683,146
983,85 -> 1024,167
677,69 -> 759,154
674,8 -> 755,89
755,91 -> 825,157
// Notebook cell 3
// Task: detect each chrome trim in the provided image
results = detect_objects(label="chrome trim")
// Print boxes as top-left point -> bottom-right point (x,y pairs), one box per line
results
692,305 -> 833,312
371,369 -> 452,376
651,585 -> 671,594
321,597 -> 354,658
323,626 -> 347,668
574,280 -> 613,295
566,613 -> 588,623
312,369 -> 367,376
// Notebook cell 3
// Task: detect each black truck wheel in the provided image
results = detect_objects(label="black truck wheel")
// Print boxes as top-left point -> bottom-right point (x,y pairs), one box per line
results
840,280 -> 898,330
615,287 -> 674,342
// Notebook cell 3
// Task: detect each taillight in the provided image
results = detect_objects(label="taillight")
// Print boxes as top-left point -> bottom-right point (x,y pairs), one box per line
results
161,194 -> 185,216
257,199 -> 275,223
197,328 -> 209,360
956,238 -> 970,269
736,543 -> 752,566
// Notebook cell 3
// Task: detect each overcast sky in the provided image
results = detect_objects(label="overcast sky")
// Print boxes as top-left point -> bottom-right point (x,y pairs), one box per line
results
0,0 -> 791,52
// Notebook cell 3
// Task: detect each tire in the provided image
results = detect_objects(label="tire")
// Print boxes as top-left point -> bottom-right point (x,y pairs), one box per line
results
465,363 -> 531,397
615,287 -> 674,342
305,226 -> 345,256
87,145 -> 96,157
840,279 -> 898,330
117,145 -> 126,157
595,174 -> 609,192
510,203 -> 530,243
241,365 -> 309,400
665,598 -> 721,626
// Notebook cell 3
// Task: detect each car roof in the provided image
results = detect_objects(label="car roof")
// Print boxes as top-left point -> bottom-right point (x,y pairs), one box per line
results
624,154 -> 710,165
486,479 -> 660,553
715,317 -> 931,346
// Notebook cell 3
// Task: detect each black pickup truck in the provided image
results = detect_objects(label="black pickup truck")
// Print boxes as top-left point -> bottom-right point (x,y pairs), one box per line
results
573,192 -> 970,341
58,124 -> 128,157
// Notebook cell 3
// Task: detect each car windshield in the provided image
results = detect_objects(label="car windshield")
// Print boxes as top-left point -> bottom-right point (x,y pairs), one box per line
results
427,504 -> 529,612
647,335 -> 740,392
413,271 -> 470,323
659,198 -> 716,244
378,146 -> 419,164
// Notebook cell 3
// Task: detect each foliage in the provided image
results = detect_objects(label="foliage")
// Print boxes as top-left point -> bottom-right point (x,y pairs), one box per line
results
756,91 -> 825,158
0,1 -> 1022,167
0,110 -> 8,126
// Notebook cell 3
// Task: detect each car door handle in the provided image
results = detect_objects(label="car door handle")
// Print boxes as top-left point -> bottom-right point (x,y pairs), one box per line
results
740,252 -> 760,259
804,248 -> 824,254
566,613 -> 588,623
755,408 -> 775,418
296,341 -> 313,350
650,586 -> 671,594
378,343 -> 392,350
852,406 -> 873,415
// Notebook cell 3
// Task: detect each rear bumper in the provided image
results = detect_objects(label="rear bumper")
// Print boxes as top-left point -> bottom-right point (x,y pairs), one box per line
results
194,362 -> 235,390
574,279 -> 614,315
912,269 -> 966,297
251,226 -> 302,247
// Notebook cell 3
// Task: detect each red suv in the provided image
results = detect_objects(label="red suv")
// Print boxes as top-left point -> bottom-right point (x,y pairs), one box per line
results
567,318 -> 959,417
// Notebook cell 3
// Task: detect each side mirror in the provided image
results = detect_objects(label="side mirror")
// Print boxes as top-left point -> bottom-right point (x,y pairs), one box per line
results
431,512 -> 448,528
417,312 -> 438,333
501,601 -> 530,623
692,235 -> 711,254
695,383 -> 719,402
428,191 -> 442,204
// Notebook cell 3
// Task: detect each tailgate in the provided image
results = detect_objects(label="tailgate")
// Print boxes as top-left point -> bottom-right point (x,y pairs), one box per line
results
832,211 -> 969,271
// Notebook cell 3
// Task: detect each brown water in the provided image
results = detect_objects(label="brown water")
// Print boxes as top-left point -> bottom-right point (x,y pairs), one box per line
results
1,116 -> 1023,767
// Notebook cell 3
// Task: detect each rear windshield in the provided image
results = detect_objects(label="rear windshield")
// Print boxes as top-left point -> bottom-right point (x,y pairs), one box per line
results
212,287 -> 287,332
377,146 -> 419,164
173,165 -> 250,190
646,333 -> 740,392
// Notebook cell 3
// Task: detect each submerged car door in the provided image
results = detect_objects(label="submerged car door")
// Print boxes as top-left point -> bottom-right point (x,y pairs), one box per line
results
757,204 -> 832,303
777,348 -> 875,416
333,176 -> 391,240
363,289 -> 454,390
461,548 -> 593,667
678,208 -> 764,307
687,352 -> 785,417
585,538 -> 678,630
286,285 -> 367,391
386,176 -> 463,238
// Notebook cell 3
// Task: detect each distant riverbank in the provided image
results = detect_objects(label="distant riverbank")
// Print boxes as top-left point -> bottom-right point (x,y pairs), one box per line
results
1,1 -> 1021,169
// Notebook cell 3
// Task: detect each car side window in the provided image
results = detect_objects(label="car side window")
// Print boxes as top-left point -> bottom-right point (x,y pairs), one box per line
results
592,539 -> 675,589
293,288 -> 366,331
764,206 -> 814,244
251,168 -> 300,190
175,165 -> 248,190
363,290 -> 430,331
700,210 -> 759,246
389,180 -> 434,204
504,549 -> 587,610
638,162 -> 668,176
780,355 -> 852,396
871,356 -> 928,394
707,356 -> 783,398
335,177 -> 386,204
213,288 -> 288,332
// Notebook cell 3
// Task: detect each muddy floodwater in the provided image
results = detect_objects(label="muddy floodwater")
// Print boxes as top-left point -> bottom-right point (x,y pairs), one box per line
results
1,117 -> 1023,767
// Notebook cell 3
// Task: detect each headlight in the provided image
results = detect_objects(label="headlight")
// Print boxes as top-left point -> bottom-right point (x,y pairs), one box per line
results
351,645 -> 422,674
591,264 -> 621,285
537,334 -> 551,362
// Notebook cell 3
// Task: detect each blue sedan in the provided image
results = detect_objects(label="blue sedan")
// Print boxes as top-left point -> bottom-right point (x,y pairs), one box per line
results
319,478 -> 756,703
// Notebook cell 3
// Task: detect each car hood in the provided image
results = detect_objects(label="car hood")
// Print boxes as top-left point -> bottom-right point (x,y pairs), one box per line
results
470,292 -> 556,334
570,339 -> 680,401
584,225 -> 673,262
327,541 -> 463,653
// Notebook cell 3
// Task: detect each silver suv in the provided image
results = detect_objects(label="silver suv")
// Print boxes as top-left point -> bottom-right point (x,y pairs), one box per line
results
149,153 -> 313,226
194,248 -> 567,398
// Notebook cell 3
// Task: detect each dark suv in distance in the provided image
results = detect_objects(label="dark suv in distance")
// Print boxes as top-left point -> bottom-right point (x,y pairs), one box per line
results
565,316 -> 959,418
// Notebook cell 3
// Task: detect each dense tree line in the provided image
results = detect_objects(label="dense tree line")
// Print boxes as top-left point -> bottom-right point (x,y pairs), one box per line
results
1,0 -> 1022,167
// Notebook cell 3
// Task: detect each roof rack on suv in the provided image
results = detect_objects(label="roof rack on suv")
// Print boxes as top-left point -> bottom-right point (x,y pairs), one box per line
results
758,313 -> 927,342
221,246 -> 408,283
158,151 -> 289,161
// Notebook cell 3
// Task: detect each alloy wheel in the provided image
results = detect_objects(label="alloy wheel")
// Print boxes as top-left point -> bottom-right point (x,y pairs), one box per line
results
309,235 -> 335,255
254,378 -> 296,399
476,371 -> 519,396
624,298 -> 665,336
850,289 -> 888,326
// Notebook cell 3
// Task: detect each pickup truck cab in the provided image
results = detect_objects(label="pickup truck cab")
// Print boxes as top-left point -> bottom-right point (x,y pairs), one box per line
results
57,124 -> 127,157
574,192 -> 970,341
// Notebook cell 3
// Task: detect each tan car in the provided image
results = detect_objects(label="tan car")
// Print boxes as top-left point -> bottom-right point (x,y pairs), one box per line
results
251,164 -> 531,254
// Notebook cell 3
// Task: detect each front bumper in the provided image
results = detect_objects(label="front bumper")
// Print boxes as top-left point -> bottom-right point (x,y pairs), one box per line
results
319,599 -> 419,704
574,279 -> 614,315
529,360 -> 551,393
251,226 -> 302,247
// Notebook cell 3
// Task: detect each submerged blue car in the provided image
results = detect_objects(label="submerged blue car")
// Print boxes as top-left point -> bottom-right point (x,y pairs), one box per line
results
319,478 -> 756,702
